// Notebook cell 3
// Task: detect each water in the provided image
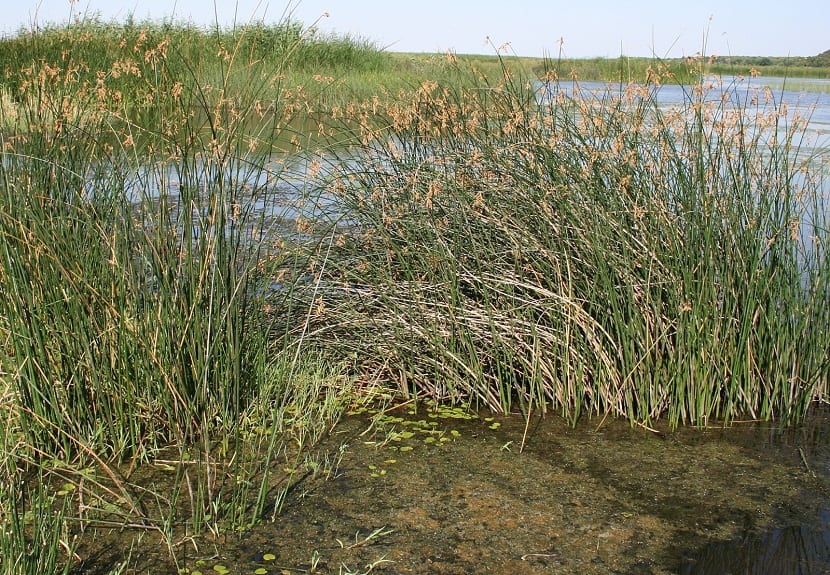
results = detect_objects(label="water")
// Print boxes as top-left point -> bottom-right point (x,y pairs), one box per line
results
123,155 -> 341,229
115,406 -> 830,574
679,409 -> 830,574
266,408 -> 830,575
541,75 -> 830,150
680,517 -> 830,574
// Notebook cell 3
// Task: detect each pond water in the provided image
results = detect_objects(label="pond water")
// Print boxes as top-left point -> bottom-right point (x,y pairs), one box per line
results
110,405 -> 830,575
124,76 -> 830,237
543,76 -> 830,153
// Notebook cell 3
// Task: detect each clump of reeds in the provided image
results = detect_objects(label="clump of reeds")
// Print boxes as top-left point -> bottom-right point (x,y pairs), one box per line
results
0,22 -> 267,459
311,55 -> 829,427
0,472 -> 75,575
0,16 -> 356,572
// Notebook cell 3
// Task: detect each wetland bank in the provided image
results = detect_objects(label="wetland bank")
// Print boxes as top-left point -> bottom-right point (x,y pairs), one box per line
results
1,17 -> 830,575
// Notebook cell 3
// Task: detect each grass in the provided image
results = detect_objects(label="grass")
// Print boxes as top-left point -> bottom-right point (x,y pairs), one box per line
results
0,456 -> 76,575
533,55 -> 699,84
710,63 -> 830,79
0,15 -> 828,575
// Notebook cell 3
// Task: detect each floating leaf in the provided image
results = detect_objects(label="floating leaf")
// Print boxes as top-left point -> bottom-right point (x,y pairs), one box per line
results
56,482 -> 76,496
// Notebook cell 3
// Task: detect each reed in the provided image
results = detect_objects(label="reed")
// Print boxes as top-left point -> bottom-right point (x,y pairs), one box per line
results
311,57 -> 830,427
0,15 -> 353,573
0,476 -> 75,575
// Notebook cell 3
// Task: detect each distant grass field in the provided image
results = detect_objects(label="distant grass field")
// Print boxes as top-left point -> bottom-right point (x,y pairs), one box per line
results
3,20 -> 827,133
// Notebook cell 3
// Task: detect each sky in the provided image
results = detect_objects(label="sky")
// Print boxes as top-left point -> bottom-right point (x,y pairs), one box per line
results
2,0 -> 828,59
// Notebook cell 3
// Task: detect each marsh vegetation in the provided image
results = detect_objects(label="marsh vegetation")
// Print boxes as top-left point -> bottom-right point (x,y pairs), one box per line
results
0,17 -> 828,574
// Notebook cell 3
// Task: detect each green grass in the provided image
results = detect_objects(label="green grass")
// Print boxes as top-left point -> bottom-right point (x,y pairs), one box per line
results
532,55 -> 699,84
709,64 -> 830,79
534,56 -> 830,84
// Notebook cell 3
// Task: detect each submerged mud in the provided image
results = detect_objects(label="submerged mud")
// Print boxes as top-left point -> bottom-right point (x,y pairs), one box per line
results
98,406 -> 830,574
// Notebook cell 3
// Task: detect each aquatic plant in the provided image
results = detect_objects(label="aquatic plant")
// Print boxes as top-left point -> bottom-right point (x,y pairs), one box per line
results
312,55 -> 830,427
0,14 -> 355,574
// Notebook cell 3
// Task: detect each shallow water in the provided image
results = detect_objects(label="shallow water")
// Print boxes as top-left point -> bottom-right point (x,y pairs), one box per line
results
109,405 -> 830,575
540,76 -> 830,160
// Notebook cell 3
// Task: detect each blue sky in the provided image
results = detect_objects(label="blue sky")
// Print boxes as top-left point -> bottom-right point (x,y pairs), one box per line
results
3,1 -> 827,58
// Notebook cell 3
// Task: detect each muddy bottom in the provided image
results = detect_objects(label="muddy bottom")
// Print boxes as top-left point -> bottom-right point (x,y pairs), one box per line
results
104,406 -> 830,574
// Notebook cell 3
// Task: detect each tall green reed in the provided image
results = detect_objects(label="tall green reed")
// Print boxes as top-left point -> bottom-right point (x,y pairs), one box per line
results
311,56 -> 829,426
0,476 -> 75,575
0,17 -> 353,565
0,33 -> 256,459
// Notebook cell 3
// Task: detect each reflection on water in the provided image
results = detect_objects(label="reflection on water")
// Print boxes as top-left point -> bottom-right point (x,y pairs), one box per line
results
681,513 -> 830,575
680,407 -> 830,574
123,155 -> 340,227
539,75 -> 830,154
